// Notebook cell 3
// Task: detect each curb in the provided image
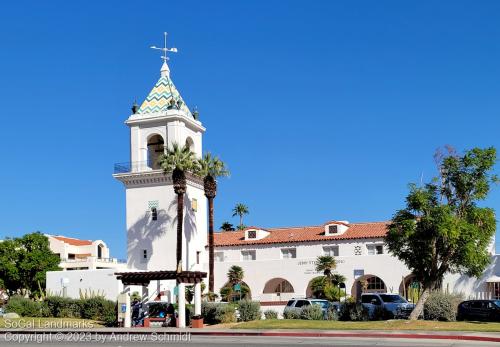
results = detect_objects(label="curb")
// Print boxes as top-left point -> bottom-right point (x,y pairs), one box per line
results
2,330 -> 500,343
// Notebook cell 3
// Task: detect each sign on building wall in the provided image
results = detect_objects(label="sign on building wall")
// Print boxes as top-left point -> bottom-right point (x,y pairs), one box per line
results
354,269 -> 364,279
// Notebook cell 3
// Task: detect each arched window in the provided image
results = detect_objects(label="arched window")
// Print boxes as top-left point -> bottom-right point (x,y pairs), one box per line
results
97,244 -> 104,259
263,278 -> 295,294
367,276 -> 385,290
185,137 -> 194,152
147,134 -> 164,170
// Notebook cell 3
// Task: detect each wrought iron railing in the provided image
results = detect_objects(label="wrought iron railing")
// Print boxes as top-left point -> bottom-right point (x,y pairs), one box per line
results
114,160 -> 153,174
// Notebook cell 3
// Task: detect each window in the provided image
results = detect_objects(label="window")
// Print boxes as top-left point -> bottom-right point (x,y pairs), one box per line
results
241,250 -> 256,261
295,300 -> 309,308
274,280 -> 294,293
247,230 -> 257,239
281,248 -> 296,259
354,245 -> 362,256
367,244 -> 384,255
192,198 -> 198,212
196,251 -> 201,264
141,249 -> 148,263
367,276 -> 385,290
323,246 -> 339,257
328,225 -> 338,234
151,207 -> 158,221
214,252 -> 224,262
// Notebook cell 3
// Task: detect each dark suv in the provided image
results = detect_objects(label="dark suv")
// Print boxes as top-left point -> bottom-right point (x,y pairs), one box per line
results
457,300 -> 500,321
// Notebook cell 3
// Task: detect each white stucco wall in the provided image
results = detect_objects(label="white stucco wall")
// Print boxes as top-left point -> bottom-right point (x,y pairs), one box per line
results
46,269 -> 123,301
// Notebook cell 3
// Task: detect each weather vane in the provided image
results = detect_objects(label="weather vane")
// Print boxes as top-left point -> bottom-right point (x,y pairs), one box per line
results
150,32 -> 178,62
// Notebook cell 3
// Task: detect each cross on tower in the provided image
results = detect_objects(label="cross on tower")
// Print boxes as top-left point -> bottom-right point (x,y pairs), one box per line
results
150,32 -> 178,62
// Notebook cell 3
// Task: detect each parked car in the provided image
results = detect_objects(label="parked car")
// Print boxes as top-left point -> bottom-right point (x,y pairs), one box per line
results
285,298 -> 330,318
361,293 -> 415,319
457,300 -> 500,321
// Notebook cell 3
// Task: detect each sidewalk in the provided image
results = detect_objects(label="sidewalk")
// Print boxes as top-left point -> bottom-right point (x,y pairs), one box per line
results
1,328 -> 500,343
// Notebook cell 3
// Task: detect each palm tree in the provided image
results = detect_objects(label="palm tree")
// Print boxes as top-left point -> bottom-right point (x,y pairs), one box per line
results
220,222 -> 235,231
159,143 -> 197,273
232,203 -> 249,229
227,265 -> 244,285
331,273 -> 346,286
315,255 -> 337,280
196,153 -> 229,294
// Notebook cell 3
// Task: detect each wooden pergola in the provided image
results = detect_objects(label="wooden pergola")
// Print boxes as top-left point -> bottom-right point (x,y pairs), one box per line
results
115,270 -> 207,328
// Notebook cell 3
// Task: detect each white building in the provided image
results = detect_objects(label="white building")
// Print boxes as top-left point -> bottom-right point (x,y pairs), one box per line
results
46,36 -> 500,322
213,221 -> 500,314
47,235 -> 126,271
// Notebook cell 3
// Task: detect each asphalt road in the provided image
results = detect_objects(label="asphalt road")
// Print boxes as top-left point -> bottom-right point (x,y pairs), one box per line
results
0,334 -> 498,347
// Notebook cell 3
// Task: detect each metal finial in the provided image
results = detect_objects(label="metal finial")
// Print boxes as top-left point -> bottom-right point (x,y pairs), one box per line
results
150,32 -> 178,62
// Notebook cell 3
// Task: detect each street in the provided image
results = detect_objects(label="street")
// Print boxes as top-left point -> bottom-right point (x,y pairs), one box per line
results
0,334 -> 498,347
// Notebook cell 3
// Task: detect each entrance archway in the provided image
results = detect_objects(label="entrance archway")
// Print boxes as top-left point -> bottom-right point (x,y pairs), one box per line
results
351,275 -> 387,301
399,274 -> 421,303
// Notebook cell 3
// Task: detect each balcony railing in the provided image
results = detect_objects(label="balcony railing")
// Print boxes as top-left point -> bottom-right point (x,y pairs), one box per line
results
61,257 -> 126,264
114,160 -> 154,174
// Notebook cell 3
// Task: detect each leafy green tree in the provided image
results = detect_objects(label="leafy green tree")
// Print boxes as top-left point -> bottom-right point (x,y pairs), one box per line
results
385,147 -> 497,320
196,153 -> 229,295
232,203 -> 249,230
159,143 -> 197,272
220,222 -> 235,232
0,232 -> 60,297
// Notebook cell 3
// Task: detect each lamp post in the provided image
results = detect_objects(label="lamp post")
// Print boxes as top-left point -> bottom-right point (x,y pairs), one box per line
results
339,282 -> 346,302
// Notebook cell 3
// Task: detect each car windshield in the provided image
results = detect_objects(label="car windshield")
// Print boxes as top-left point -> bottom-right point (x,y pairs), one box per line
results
493,300 -> 500,308
379,294 -> 407,303
311,300 -> 329,309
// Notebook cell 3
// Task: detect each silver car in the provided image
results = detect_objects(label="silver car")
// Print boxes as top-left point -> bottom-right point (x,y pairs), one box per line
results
361,293 -> 415,319
285,298 -> 330,318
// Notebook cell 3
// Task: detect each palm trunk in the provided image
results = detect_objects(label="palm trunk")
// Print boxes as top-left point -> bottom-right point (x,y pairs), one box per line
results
409,285 -> 432,320
239,215 -> 243,228
176,192 -> 184,273
208,197 -> 215,295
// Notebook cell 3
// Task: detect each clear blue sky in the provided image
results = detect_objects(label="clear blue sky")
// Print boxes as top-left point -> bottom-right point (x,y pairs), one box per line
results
1,1 -> 499,259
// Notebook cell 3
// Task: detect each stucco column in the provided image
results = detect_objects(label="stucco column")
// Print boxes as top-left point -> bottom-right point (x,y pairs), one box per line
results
194,282 -> 202,316
177,283 -> 186,328
142,284 -> 149,304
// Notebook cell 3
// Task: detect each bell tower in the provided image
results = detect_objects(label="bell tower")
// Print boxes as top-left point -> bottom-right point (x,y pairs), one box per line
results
113,34 -> 207,281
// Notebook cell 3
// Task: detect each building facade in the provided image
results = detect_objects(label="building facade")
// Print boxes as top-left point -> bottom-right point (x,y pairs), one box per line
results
213,221 -> 500,314
47,235 -> 126,271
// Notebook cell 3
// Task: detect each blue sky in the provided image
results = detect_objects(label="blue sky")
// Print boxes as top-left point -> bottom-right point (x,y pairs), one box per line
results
0,1 -> 499,258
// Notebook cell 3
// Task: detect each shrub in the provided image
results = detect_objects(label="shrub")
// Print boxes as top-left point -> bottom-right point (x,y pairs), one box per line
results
80,297 -> 117,326
326,306 -> 339,321
264,309 -> 278,320
300,304 -> 324,320
6,296 -> 46,317
283,307 -> 300,319
238,300 -> 261,322
215,304 -> 236,323
201,302 -> 219,324
424,291 -> 463,321
339,301 -> 369,321
45,296 -> 81,318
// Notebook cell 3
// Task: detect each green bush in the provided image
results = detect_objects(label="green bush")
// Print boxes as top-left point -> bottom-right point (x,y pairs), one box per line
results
238,300 -> 261,322
79,297 -> 117,326
326,306 -> 339,321
283,308 -> 300,319
215,304 -> 236,323
6,296 -> 47,317
264,309 -> 278,320
339,301 -> 369,321
300,304 -> 324,320
201,302 -> 219,324
45,296 -> 81,318
424,291 -> 463,321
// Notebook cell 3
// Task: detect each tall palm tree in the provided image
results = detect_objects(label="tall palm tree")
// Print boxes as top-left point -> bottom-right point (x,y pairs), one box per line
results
227,265 -> 244,284
232,203 -> 249,230
159,143 -> 196,273
196,153 -> 229,294
315,255 -> 337,280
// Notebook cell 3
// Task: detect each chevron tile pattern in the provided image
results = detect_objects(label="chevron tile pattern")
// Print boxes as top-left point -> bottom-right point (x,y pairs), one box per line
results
137,75 -> 192,117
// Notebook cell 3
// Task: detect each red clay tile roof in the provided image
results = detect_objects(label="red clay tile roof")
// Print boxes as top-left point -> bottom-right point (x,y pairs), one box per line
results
213,221 -> 389,247
53,236 -> 93,246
